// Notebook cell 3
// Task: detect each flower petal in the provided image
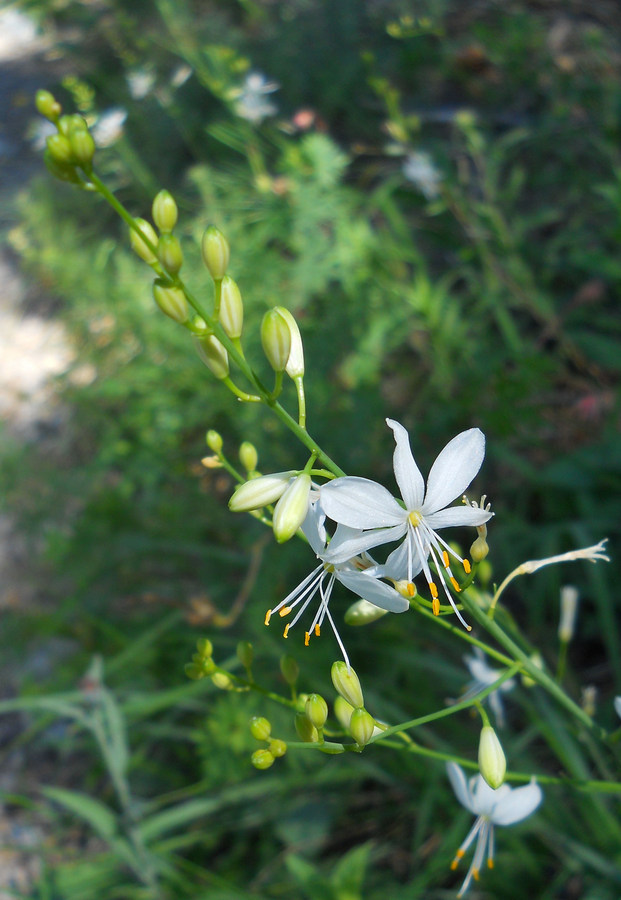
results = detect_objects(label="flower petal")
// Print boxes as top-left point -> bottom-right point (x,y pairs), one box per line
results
386,419 -> 424,510
491,780 -> 542,826
337,569 -> 410,613
446,762 -> 477,814
378,540 -> 423,582
424,504 -> 493,531
301,503 -> 327,556
323,523 -> 406,565
422,428 -> 486,514
320,477 -> 405,529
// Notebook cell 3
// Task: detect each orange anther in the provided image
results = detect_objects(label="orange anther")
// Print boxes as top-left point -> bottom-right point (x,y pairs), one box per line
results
487,859 -> 494,870
473,869 -> 480,882
279,605 -> 292,617
450,577 -> 461,592
283,623 -> 290,638
407,582 -> 415,596
432,596 -> 440,616
463,558 -> 471,574
304,631 -> 310,646
442,550 -> 450,567
314,624 -> 321,636
429,581 -> 439,599
264,610 -> 272,626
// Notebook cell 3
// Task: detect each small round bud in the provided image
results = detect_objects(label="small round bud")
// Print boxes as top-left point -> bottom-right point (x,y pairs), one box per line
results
344,598 -> 390,626
58,114 -> 88,136
152,190 -> 178,233
470,535 -> 489,563
295,712 -> 319,743
35,89 -> 62,121
219,276 -> 243,339
184,662 -> 204,680
43,151 -> 81,184
195,335 -> 229,379
349,708 -> 375,747
201,226 -> 230,280
157,233 -> 184,274
269,738 -> 287,758
229,472 -> 294,513
478,725 -> 506,789
152,280 -> 190,324
68,127 -> 95,167
239,441 -> 258,473
333,696 -> 354,731
261,308 -> 291,373
196,637 -> 213,658
250,716 -> 271,741
206,430 -> 223,453
251,749 -> 275,770
331,660 -> 364,710
201,657 -> 216,676
46,133 -> 75,166
211,672 -> 232,690
295,693 -> 310,713
274,307 -> 305,378
305,694 -> 328,730
130,219 -> 159,264
272,473 -> 311,543
280,654 -> 299,686
237,640 -> 254,669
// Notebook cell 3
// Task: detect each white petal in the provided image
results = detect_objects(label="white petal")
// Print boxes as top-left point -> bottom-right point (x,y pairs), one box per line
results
423,504 -> 493,530
337,569 -> 410,613
446,762 -> 476,813
386,419 -> 424,510
422,428 -> 486,514
322,524 -> 406,565
301,504 -> 327,556
378,540 -> 423,582
491,780 -> 543,825
320,477 -> 406,528
470,776 -> 510,816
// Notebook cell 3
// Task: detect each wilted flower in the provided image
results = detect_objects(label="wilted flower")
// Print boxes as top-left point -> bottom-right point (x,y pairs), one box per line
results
447,762 -> 542,897
233,71 -> 279,124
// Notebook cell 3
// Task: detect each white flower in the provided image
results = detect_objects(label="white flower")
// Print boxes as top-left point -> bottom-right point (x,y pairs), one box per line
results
127,69 -> 155,100
92,108 -> 127,147
462,648 -> 515,727
320,419 -> 493,627
447,762 -> 543,897
266,503 -> 409,666
402,150 -> 442,199
233,71 -> 279,124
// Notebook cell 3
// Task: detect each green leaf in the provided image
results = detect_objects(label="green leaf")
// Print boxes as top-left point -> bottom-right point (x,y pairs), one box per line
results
285,854 -> 332,900
42,786 -> 118,841
331,842 -> 372,900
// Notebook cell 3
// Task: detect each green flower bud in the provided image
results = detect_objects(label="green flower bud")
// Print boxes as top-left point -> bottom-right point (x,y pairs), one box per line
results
305,693 -> 328,729
269,738 -> 287,758
272,473 -> 311,543
196,637 -> 213,658
251,748 -> 275,770
184,662 -> 204,680
349,708 -> 375,747
58,114 -> 87,136
344,598 -> 390,626
43,150 -> 81,184
470,535 -> 489,562
237,640 -> 254,669
239,441 -> 258,473
46,132 -> 75,166
295,693 -> 310,713
229,472 -> 294,512
261,308 -> 291,373
206,429 -> 223,453
195,335 -> 229,379
152,280 -> 190,324
280,654 -> 299,686
130,219 -> 159,264
201,226 -> 230,280
334,696 -> 354,731
274,307 -> 304,378
331,660 -> 364,710
152,190 -> 178,233
295,711 -> 319,743
211,672 -> 232,690
35,89 -> 61,121
250,716 -> 271,741
68,127 -> 95,167
157,233 -> 184,274
219,276 -> 244,339
478,725 -> 506,789
201,657 -> 216,676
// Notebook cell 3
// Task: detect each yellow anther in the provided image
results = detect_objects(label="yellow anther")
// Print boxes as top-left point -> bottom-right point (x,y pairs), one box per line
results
314,624 -> 321,636
450,576 -> 461,592
432,596 -> 440,616
463,558 -> 471,574
450,860 -> 459,871
473,868 -> 480,882
429,581 -> 439,599
264,610 -> 272,626
283,623 -> 290,638
442,550 -> 450,567
487,859 -> 494,870
304,631 -> 310,646
279,605 -> 292,617
407,582 -> 415,596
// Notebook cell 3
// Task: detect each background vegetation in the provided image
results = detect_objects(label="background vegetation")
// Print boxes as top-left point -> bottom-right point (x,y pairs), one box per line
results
1,0 -> 620,897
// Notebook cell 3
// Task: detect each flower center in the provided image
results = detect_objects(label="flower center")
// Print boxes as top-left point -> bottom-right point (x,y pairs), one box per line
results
408,510 -> 423,527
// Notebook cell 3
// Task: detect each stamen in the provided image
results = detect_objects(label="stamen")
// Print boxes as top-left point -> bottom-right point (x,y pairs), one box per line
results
451,849 -> 465,870
450,576 -> 461,592
304,631 -> 310,646
314,624 -> 321,636
264,610 -> 272,626
429,581 -> 439,598
473,869 -> 480,881
432,596 -> 440,616
279,606 -> 292,617
407,582 -> 415,597
487,859 -> 494,870
463,559 -> 471,574
283,623 -> 290,638
442,550 -> 450,567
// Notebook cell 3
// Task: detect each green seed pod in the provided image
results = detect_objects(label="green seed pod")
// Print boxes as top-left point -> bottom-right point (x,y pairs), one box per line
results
295,712 -> 319,743
344,598 -> 390,626
195,335 -> 229,379
196,637 -> 213,658
251,749 -> 275,770
68,127 -> 96,167
206,430 -> 223,453
260,308 -> 291,373
331,660 -> 364,710
157,233 -> 184,274
201,226 -> 230,280
152,280 -> 190,324
219,275 -> 243,339
349,708 -> 375,747
152,189 -> 178,233
478,725 -> 506,789
46,132 -> 75,166
280,654 -> 299,686
305,693 -> 328,729
269,738 -> 287,758
249,716 -> 271,742
272,473 -> 311,543
239,441 -> 258,473
130,219 -> 159,264
35,89 -> 62,121
237,640 -> 254,669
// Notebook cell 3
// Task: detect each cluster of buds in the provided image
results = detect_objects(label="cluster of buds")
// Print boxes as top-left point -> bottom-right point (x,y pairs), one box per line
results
184,637 -> 217,681
249,716 -> 287,769
37,90 -> 96,183
331,661 -> 377,748
229,470 -> 312,543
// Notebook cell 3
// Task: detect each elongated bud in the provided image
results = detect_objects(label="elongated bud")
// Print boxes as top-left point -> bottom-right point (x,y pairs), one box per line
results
272,473 -> 311,543
130,219 -> 159,264
58,114 -> 87,136
196,637 -> 213,658
250,716 -> 271,741
46,132 -> 75,166
195,334 -> 229,379
295,712 -> 319,743
344,598 -> 390,626
229,472 -> 294,512
152,190 -> 178,233
212,672 -> 232,690
558,585 -> 579,643
269,738 -> 287,758
206,429 -> 223,453
219,276 -> 244,339
68,127 -> 96,167
280,654 -> 299,686
349,708 -> 375,747
478,725 -> 506,789
239,441 -> 258,472
331,660 -> 364,710
274,307 -> 304,378
36,89 -> 62,121
251,748 -> 274,769
237,640 -> 253,669
334,696 -> 354,731
157,233 -> 183,274
201,226 -> 230,280
152,280 -> 190,323
261,308 -> 292,373
470,535 -> 489,562
305,693 -> 328,729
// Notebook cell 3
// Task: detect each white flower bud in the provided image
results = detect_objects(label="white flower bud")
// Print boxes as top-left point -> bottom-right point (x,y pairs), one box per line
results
274,307 -> 304,378
344,598 -> 389,626
229,472 -> 294,512
130,218 -> 158,264
152,189 -> 178,233
152,280 -> 190,324
219,276 -> 244,339
272,473 -> 311,543
331,660 -> 364,710
558,585 -> 579,643
195,334 -> 229,379
201,226 -> 230,280
333,696 -> 354,731
478,725 -> 506,789
261,308 -> 291,373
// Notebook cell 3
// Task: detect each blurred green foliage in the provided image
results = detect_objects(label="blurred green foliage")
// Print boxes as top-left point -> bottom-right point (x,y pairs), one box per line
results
2,0 -> 620,897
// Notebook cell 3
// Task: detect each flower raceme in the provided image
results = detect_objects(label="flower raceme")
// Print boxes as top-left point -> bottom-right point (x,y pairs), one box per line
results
320,419 -> 493,627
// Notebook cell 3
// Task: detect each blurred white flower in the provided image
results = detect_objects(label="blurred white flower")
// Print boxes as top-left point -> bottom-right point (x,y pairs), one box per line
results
92,108 -> 127,148
170,64 -> 193,88
402,150 -> 442,199
29,118 -> 56,151
127,69 -> 155,100
0,9 -> 40,62
462,647 -> 515,727
233,71 -> 279,124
